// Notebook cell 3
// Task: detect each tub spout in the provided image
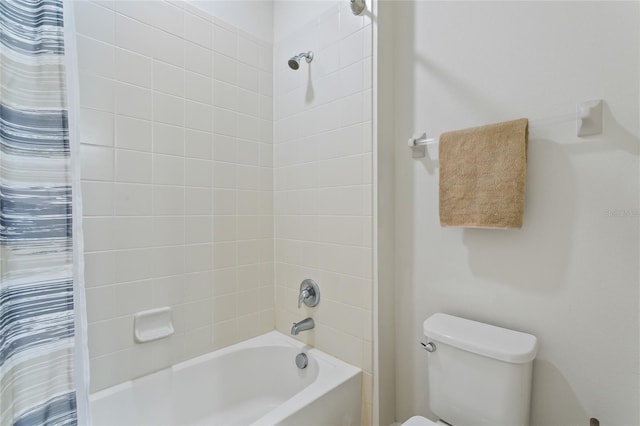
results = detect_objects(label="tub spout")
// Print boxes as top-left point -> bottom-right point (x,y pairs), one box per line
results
291,317 -> 314,335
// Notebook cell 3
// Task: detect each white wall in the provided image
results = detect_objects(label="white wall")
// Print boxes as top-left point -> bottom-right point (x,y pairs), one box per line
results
75,0 -> 274,392
272,2 -> 374,423
389,2 -> 639,425
273,0 -> 338,42
189,0 -> 274,42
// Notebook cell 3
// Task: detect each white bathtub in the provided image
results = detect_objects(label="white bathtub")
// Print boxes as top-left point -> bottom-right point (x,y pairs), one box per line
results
90,331 -> 362,426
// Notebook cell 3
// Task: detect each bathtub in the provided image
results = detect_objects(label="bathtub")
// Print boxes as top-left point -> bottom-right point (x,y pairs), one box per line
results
90,331 -> 362,425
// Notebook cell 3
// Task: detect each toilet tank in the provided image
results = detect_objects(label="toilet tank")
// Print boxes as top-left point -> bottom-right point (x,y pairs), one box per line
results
423,314 -> 538,426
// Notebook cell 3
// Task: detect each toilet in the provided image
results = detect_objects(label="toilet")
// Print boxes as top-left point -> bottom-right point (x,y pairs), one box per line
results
402,313 -> 538,426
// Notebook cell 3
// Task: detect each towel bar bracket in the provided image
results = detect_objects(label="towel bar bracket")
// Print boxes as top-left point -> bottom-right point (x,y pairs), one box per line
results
408,133 -> 438,159
577,99 -> 603,137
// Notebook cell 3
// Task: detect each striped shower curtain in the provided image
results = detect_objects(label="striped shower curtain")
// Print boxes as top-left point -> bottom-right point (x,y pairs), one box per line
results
0,0 -> 90,424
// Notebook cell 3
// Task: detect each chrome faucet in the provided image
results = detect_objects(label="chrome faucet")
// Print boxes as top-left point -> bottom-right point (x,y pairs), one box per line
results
291,317 -> 314,335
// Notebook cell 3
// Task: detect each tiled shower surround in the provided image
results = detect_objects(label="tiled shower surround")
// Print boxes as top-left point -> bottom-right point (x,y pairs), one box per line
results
273,3 -> 374,422
77,0 -> 372,423
77,0 -> 274,390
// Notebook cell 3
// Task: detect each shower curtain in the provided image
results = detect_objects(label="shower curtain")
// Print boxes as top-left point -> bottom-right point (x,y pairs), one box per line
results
0,0 -> 90,424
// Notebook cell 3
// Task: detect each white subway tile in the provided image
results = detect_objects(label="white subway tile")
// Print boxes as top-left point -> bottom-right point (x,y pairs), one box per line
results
115,149 -> 152,183
83,217 -> 116,251
153,185 -> 185,216
82,181 -> 114,216
185,158 -> 212,187
236,165 -> 261,190
153,154 -> 184,186
213,24 -> 237,58
116,116 -> 152,152
212,134 -> 237,163
115,83 -> 152,120
153,92 -> 184,126
75,1 -> 115,44
339,92 -> 364,127
185,244 -> 213,273
212,189 -> 236,215
149,1 -> 184,37
318,9 -> 340,48
84,251 -> 116,288
212,294 -> 237,323
114,248 -> 154,283
185,72 -> 212,104
77,35 -> 115,78
90,350 -> 132,392
79,73 -> 114,112
185,187 -> 212,215
317,186 -> 364,216
236,216 -> 263,241
212,80 -> 238,110
81,144 -> 114,181
213,52 -> 237,85
153,28 -> 184,67
153,123 -> 185,156
212,242 -> 237,269
212,268 -> 237,297
186,42 -> 213,77
80,108 -> 114,147
212,215 -> 237,242
318,155 -> 364,188
114,183 -> 153,216
186,216 -> 212,244
237,89 -> 260,118
259,71 -> 273,97
212,107 -> 237,136
153,60 -> 185,97
115,14 -> 154,57
113,0 -> 153,26
339,60 -> 364,98
237,65 -> 260,93
112,217 -> 155,249
238,36 -> 261,67
185,130 -> 213,160
185,101 -> 212,132
237,114 -> 261,142
237,240 -> 261,265
153,246 -> 185,277
339,5 -> 364,38
339,28 -> 365,68
259,46 -> 273,73
86,285 -> 117,322
115,48 -> 152,88
236,141 -> 260,166
212,162 -> 236,189
185,12 -> 212,49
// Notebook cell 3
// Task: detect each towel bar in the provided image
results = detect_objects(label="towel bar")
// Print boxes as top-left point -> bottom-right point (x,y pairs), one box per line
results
408,99 -> 603,159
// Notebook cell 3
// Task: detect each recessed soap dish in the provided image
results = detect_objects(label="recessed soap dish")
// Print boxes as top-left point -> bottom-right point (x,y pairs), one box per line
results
134,307 -> 174,343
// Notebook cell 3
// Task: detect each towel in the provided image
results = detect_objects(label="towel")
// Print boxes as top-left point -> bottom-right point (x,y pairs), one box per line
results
439,118 -> 528,228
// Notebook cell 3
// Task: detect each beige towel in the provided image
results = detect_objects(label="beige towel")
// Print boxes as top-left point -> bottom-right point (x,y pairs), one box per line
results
439,118 -> 528,228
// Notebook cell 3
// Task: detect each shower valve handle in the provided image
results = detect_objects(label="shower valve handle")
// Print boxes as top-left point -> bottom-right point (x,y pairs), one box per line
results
298,279 -> 320,309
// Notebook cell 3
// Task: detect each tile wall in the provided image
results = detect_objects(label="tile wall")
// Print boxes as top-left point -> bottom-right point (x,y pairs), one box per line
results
272,3 -> 374,424
75,0 -> 274,392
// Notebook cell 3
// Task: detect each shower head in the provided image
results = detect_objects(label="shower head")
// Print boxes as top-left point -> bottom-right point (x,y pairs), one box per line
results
288,51 -> 314,70
350,0 -> 366,15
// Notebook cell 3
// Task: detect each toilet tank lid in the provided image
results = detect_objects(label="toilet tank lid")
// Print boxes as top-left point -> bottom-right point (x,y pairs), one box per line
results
423,313 -> 538,364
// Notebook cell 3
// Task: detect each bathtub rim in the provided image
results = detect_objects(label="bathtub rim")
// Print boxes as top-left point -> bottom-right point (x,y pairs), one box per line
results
89,330 -> 362,426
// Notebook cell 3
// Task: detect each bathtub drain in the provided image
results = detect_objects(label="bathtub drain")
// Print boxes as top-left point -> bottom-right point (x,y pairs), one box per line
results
295,353 -> 308,369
